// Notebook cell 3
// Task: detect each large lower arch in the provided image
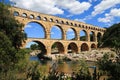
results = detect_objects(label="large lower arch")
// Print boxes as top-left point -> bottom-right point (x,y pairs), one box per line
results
24,21 -> 46,38
81,43 -> 89,51
25,41 -> 47,54
51,42 -> 64,54
68,42 -> 78,53
91,43 -> 96,50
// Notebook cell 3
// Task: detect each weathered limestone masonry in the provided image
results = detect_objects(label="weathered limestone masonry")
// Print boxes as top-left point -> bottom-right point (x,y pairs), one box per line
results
10,7 -> 106,55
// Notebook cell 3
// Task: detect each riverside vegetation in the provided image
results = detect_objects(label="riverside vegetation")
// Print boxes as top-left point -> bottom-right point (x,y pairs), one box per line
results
0,1 -> 120,80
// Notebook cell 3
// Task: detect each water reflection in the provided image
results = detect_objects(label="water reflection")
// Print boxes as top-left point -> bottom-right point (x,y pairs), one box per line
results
30,56 -> 96,74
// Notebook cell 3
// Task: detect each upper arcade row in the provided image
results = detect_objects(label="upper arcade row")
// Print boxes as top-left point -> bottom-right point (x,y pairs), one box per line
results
10,7 -> 106,32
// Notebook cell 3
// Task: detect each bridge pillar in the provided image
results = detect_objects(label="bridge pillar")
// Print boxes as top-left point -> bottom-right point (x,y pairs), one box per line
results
63,31 -> 66,40
46,46 -> 51,55
94,32 -> 97,42
46,30 -> 50,39
89,45 -> 91,51
78,47 -> 81,53
87,32 -> 90,42
77,33 -> 80,41
64,46 -> 68,54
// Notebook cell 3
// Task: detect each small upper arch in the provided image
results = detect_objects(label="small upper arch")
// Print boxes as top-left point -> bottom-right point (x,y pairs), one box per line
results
61,20 -> 64,24
66,21 -> 69,25
55,20 -> 59,23
13,11 -> 19,16
30,14 -> 34,19
74,23 -> 77,27
36,16 -> 41,20
43,17 -> 47,21
50,18 -> 53,22
71,23 -> 73,26
22,13 -> 27,18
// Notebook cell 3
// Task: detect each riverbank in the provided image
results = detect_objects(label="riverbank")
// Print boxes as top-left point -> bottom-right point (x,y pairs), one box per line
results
45,49 -> 116,62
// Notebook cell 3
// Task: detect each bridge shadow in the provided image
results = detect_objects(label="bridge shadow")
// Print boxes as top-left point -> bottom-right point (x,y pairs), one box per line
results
37,50 -> 51,62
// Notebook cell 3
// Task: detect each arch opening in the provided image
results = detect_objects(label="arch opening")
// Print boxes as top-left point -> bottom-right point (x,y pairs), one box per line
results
91,44 -> 96,50
80,30 -> 87,41
51,42 -> 64,54
97,32 -> 102,47
66,21 -> 69,25
13,11 -> 19,16
30,14 -> 34,19
50,25 -> 63,39
68,43 -> 78,53
61,21 -> 64,24
22,13 -> 27,18
50,18 -> 53,22
43,17 -> 47,21
25,41 -> 47,55
66,28 -> 76,40
97,32 -> 102,42
24,22 -> 45,38
36,16 -> 41,20
81,43 -> 89,51
90,31 -> 95,41
55,20 -> 59,23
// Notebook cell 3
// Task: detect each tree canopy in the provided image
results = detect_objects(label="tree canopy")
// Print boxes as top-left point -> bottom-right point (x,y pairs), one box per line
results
0,1 -> 27,79
0,32 -> 16,71
98,23 -> 120,80
102,23 -> 120,46
102,23 -> 120,55
30,44 -> 41,50
0,2 -> 27,49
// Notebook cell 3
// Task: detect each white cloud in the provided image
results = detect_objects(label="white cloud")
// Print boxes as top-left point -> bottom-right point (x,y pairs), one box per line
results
56,0 -> 91,15
10,0 -> 91,15
52,26 -> 60,30
98,8 -> 120,23
110,8 -> 120,16
67,28 -> 74,32
66,14 -> 73,17
89,0 -> 97,3
10,0 -> 64,15
98,16 -> 113,23
51,32 -> 54,35
92,0 -> 120,16
74,18 -> 85,23
68,33 -> 75,36
25,25 -> 32,28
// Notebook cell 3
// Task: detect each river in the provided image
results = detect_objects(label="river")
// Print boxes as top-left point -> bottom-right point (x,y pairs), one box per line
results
30,56 -> 97,75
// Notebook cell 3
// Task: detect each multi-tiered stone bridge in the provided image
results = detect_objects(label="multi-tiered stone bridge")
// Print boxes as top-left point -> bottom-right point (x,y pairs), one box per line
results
10,7 -> 106,55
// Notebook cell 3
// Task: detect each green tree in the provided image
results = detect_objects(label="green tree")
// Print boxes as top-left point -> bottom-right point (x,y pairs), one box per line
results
0,1 -> 27,50
97,53 -> 120,80
75,60 -> 92,80
0,1 -> 27,79
30,44 -> 42,50
98,23 -> 120,80
0,32 -> 17,79
102,23 -> 120,57
80,36 -> 86,41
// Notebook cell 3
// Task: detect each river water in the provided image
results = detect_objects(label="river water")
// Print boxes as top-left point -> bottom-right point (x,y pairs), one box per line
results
30,56 -> 97,75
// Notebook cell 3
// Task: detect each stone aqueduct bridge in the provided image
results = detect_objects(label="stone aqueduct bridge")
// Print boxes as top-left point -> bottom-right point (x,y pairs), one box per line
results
10,7 -> 106,55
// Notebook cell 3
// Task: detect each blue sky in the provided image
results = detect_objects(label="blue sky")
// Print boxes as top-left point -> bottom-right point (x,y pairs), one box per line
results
4,0 -> 120,47
6,0 -> 120,27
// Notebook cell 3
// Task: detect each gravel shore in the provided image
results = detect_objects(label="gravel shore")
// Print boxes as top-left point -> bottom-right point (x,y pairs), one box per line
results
46,49 -> 116,61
